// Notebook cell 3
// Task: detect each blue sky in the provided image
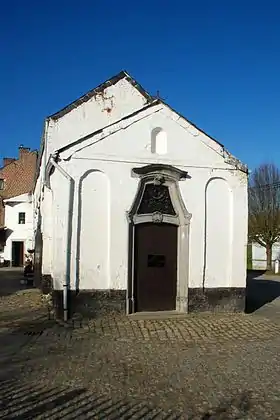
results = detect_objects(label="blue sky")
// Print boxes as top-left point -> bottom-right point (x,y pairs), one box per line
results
1,1 -> 279,170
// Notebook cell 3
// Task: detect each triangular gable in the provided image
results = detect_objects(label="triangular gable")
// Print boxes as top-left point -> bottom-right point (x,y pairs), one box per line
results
47,70 -> 226,153
48,70 -> 153,121
39,71 -> 247,179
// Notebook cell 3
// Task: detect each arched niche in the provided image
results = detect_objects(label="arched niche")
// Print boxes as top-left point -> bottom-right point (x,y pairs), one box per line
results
204,177 -> 232,288
151,128 -> 167,155
78,170 -> 110,290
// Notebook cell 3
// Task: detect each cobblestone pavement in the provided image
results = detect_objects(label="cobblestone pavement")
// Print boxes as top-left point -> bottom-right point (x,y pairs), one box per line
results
1,271 -> 280,418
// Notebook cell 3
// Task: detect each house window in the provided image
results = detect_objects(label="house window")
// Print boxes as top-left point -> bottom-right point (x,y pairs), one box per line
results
18,212 -> 26,224
0,179 -> 4,190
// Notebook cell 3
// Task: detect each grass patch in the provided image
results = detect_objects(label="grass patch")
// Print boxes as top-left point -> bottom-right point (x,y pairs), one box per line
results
262,270 -> 280,277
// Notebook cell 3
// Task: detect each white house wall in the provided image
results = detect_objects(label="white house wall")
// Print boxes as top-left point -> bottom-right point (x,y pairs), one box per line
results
4,198 -> 33,262
252,242 -> 280,270
40,104 -> 247,293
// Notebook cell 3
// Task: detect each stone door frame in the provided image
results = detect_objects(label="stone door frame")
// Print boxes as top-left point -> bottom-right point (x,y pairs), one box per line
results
126,164 -> 192,314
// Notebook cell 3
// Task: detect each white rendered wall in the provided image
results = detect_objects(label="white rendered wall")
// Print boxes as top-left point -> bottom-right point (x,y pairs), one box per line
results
4,197 -> 33,262
39,101 -> 247,293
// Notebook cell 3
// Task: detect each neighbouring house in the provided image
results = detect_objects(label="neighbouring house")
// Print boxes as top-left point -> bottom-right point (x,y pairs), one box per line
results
249,242 -> 280,270
34,71 -> 248,320
0,146 -> 37,266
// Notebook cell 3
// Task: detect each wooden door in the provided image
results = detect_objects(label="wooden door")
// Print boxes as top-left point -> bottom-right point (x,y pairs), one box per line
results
12,241 -> 24,267
134,223 -> 177,312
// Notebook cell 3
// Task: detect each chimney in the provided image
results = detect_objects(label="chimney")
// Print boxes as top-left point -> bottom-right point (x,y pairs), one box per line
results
19,145 -> 31,160
3,158 -> 16,167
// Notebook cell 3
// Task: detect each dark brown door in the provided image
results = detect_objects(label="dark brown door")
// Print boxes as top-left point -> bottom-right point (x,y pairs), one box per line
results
134,223 -> 177,312
12,241 -> 24,267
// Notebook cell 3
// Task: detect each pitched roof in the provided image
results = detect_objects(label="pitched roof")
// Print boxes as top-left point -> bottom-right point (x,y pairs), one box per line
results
0,151 -> 37,199
0,150 -> 37,228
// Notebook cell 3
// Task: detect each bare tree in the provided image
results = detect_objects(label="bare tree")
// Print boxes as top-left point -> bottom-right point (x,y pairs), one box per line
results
248,163 -> 280,271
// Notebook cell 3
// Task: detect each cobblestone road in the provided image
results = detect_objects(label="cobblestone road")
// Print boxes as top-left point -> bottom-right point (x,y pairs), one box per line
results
1,269 -> 280,418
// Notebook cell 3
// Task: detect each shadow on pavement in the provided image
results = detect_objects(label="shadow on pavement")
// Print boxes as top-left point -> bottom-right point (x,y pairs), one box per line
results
246,271 -> 280,313
0,377 -> 253,419
201,391 -> 252,420
0,267 -> 33,297
0,285 -> 35,298
0,379 -> 173,420
246,270 -> 267,280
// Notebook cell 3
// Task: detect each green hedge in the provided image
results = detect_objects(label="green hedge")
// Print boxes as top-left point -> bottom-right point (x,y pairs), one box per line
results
247,243 -> 252,270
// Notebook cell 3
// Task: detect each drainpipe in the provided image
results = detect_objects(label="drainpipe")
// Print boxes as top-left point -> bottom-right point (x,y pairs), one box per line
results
50,153 -> 74,322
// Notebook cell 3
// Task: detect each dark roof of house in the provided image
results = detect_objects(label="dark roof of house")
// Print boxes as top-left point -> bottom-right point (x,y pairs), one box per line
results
48,70 -> 153,120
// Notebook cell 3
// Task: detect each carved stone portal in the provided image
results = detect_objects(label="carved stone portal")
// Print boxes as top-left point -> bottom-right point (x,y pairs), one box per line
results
137,184 -> 176,215
127,164 -> 192,315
